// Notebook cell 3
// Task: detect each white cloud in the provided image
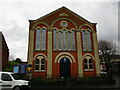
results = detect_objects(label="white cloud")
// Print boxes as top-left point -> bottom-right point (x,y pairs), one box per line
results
0,0 -> 120,3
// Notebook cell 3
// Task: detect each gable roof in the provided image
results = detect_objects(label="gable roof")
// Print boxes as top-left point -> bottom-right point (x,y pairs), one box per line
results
29,6 -> 97,25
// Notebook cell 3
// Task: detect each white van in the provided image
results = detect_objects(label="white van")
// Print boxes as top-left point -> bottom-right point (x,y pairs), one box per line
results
0,72 -> 29,90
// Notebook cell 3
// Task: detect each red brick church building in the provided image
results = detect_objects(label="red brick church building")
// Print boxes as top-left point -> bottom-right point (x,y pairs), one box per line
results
27,7 -> 101,78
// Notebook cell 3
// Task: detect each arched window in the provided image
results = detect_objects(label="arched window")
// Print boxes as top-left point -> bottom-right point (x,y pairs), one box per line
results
89,58 -> 93,70
87,31 -> 92,51
53,29 -> 57,50
82,30 -> 87,51
63,30 -> 66,50
82,30 -> 92,51
35,27 -> 47,50
83,57 -> 93,71
41,58 -> 45,70
35,28 -> 40,50
71,30 -> 76,50
35,58 -> 39,70
41,28 -> 46,50
53,28 -> 76,51
58,31 -> 62,50
68,31 -> 71,50
84,58 -> 88,70
35,57 -> 45,71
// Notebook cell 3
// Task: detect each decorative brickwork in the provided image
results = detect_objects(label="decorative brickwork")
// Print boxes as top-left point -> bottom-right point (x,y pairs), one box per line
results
27,7 -> 100,78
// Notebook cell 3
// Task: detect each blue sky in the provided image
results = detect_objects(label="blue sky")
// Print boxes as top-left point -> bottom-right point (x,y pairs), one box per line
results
0,0 -> 119,61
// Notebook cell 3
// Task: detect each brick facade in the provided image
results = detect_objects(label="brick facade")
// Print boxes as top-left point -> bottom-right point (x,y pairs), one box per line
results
27,7 -> 100,78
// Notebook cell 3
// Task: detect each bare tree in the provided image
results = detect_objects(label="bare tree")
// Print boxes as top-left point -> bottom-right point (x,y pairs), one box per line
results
99,39 -> 117,73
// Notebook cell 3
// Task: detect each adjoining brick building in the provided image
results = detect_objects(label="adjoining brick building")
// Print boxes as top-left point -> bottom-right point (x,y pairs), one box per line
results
0,32 -> 9,71
27,7 -> 101,78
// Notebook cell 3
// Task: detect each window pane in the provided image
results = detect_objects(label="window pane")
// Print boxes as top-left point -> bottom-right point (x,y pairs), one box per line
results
53,29 -> 57,50
41,65 -> 45,70
84,58 -> 87,63
87,31 -> 92,51
35,65 -> 39,70
58,31 -> 62,50
36,59 -> 39,64
84,65 -> 88,69
60,32 -> 63,50
82,30 -> 87,51
89,64 -> 93,69
35,29 -> 40,50
71,31 -> 76,50
41,28 -> 46,50
68,31 -> 71,50
89,58 -> 92,63
41,59 -> 45,64
63,30 -> 66,50
61,21 -> 68,27
2,74 -> 12,81
84,58 -> 88,70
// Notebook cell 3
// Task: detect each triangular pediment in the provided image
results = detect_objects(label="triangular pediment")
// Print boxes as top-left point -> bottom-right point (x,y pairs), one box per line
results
29,6 -> 96,26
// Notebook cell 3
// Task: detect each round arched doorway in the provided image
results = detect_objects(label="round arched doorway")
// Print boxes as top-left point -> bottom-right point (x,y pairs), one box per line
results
60,57 -> 71,78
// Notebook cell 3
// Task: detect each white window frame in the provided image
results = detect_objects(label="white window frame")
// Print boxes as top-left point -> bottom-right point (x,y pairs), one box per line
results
63,29 -> 67,50
35,27 -> 47,51
35,28 -> 41,50
84,56 -> 94,71
53,29 -> 57,50
35,56 -> 45,72
82,29 -> 92,51
53,28 -> 76,51
67,31 -> 71,50
35,58 -> 40,71
58,31 -> 62,50
40,58 -> 45,71
41,27 -> 46,50
71,30 -> 76,50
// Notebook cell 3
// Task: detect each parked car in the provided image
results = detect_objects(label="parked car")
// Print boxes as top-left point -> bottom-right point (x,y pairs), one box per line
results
0,72 -> 29,90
